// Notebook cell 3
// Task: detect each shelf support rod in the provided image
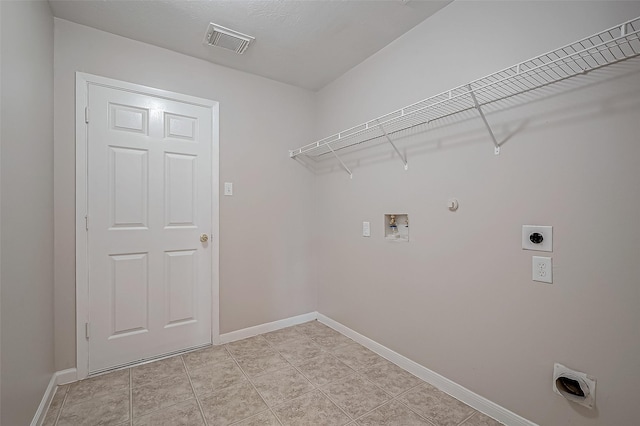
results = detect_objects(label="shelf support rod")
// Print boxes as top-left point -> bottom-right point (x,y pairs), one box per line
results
468,84 -> 501,155
327,144 -> 353,179
377,120 -> 408,170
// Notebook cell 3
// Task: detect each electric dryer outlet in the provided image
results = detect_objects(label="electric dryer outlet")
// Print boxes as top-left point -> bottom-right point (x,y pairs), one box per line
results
522,225 -> 553,252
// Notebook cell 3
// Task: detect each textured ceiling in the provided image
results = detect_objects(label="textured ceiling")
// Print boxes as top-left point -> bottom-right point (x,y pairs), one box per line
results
48,0 -> 451,91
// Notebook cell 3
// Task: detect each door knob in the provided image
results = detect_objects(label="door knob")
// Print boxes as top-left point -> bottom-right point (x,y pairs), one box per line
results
200,234 -> 209,243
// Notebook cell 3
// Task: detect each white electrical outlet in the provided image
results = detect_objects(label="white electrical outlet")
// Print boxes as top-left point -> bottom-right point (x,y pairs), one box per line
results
224,182 -> 233,196
522,225 -> 552,252
362,221 -> 371,237
533,256 -> 552,283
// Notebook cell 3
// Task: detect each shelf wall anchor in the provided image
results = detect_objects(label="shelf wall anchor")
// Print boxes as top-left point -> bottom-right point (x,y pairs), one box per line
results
377,120 -> 409,170
327,144 -> 353,179
468,84 -> 501,155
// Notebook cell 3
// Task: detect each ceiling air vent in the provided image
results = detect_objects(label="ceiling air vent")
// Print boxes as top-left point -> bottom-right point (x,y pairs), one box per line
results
204,23 -> 254,54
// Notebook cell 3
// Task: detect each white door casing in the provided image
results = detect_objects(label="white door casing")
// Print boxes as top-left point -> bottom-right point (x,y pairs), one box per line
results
76,73 -> 220,377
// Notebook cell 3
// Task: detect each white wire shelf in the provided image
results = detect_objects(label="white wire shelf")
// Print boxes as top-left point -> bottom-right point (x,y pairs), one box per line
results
289,17 -> 640,172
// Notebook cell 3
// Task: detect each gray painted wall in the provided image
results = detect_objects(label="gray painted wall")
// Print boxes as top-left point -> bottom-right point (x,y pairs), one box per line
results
53,19 -> 318,370
314,2 -> 640,425
0,1 -> 56,424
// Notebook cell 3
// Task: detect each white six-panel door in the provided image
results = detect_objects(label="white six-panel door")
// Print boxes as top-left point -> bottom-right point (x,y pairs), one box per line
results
83,80 -> 215,373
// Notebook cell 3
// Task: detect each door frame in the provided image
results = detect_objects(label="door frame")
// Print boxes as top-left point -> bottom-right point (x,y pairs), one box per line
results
75,72 -> 220,379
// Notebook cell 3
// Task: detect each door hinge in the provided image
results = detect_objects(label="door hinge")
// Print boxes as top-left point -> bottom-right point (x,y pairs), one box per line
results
85,215 -> 88,231
85,106 -> 89,123
85,322 -> 90,339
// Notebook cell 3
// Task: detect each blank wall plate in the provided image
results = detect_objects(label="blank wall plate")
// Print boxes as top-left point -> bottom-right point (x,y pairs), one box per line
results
224,182 -> 233,196
522,225 -> 552,252
362,221 -> 370,237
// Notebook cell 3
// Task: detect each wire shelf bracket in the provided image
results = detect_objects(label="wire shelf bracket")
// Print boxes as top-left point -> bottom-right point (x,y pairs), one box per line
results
377,120 -> 409,170
289,16 -> 640,172
327,143 -> 353,179
468,84 -> 501,155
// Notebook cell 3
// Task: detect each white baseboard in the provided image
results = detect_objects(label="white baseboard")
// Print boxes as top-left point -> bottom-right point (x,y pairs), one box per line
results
31,374 -> 56,426
55,368 -> 78,385
217,311 -> 318,344
31,368 -> 78,426
317,314 -> 536,426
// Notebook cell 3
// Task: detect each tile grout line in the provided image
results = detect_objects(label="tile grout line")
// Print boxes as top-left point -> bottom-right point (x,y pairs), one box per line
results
333,375 -> 433,425
394,381 -> 428,400
302,331 -> 412,425
273,337 -> 351,390
333,370 -> 397,421
270,328 -> 357,425
179,355 -> 209,426
392,383 -> 440,426
362,398 -> 436,426
228,336 -> 297,404
392,377 -> 485,426
263,330 -> 355,422
262,332 -> 332,425
457,411 -> 481,426
225,342 -> 285,426
293,325 -> 377,410
315,382 -> 359,423
52,385 -> 70,426
130,356 -> 214,421
129,368 -> 133,426
323,374 -> 398,425
352,399 -> 397,424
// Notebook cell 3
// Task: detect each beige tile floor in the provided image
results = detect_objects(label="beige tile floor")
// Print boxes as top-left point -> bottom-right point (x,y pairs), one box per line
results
43,320 -> 502,426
